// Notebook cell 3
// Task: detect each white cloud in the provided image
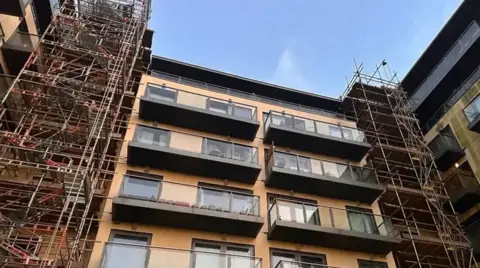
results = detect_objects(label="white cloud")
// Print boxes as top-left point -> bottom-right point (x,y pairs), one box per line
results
271,48 -> 312,91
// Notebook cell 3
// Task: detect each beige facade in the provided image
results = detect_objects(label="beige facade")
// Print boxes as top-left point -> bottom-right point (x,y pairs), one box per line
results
89,74 -> 396,268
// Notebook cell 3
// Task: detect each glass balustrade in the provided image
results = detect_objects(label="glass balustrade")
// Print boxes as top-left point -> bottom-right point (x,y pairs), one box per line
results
275,260 -> 340,268
266,151 -> 378,185
264,111 -> 365,142
145,84 -> 257,120
120,175 -> 260,216
464,95 -> 480,123
101,243 -> 262,268
268,199 -> 394,237
132,125 -> 258,164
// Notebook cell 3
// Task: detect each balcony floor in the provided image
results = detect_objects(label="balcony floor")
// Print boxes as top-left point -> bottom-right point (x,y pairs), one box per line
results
266,167 -> 383,204
127,141 -> 261,184
113,197 -> 264,237
264,125 -> 370,161
139,96 -> 259,140
268,220 -> 401,254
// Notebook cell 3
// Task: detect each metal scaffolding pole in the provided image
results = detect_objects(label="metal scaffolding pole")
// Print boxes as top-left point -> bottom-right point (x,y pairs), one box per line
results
342,61 -> 476,268
0,0 -> 150,267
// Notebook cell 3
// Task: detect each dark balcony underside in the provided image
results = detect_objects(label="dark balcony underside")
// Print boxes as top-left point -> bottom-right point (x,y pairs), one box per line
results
1,47 -> 30,76
268,221 -> 400,254
468,115 -> 480,133
33,0 -> 53,34
264,126 -> 370,161
139,96 -> 259,140
266,168 -> 383,204
449,191 -> 480,213
113,197 -> 263,237
127,142 -> 261,184
434,149 -> 464,171
0,1 -> 24,16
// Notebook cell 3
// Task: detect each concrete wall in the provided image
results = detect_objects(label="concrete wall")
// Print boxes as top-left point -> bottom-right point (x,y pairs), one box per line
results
89,75 -> 396,268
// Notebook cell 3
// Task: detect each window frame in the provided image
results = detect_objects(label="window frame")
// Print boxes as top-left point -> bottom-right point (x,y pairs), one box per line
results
269,248 -> 327,268
357,259 -> 388,268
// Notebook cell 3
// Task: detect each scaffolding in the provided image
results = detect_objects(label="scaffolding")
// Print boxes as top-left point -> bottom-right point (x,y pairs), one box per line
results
342,61 -> 476,268
0,0 -> 150,266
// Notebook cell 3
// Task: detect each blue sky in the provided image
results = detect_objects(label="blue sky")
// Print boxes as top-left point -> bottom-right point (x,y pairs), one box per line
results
149,0 -> 461,99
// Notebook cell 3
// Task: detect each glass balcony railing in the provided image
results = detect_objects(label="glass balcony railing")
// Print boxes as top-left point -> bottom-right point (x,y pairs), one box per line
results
120,174 -> 260,216
264,111 -> 366,142
266,151 -> 378,184
145,84 -> 258,120
463,94 -> 480,124
132,125 -> 259,164
444,170 -> 480,199
101,242 -> 262,268
428,132 -> 462,158
275,261 -> 340,268
4,30 -> 39,52
268,199 -> 395,237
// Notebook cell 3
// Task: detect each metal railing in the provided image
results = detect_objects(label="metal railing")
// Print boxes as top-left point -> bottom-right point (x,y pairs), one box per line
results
101,242 -> 262,268
120,174 -> 260,216
266,151 -> 378,185
150,70 -> 349,120
133,125 -> 259,164
268,199 -> 395,237
264,111 -> 366,143
145,83 -> 258,120
275,260 -> 341,268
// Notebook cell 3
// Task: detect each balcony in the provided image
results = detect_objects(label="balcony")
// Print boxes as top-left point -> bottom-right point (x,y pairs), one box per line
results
127,126 -> 261,184
263,111 -> 370,161
112,175 -> 263,236
427,130 -> 464,171
2,28 -> 39,75
0,0 -> 30,17
444,171 -> 480,213
139,84 -> 259,140
265,151 -> 383,204
464,95 -> 480,133
101,242 -> 262,268
267,199 -> 401,254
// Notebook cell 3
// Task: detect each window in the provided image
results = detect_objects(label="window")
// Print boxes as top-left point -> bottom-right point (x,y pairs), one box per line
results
192,240 -> 253,268
102,231 -> 151,268
358,260 -> 388,268
347,206 -> 379,234
134,126 -> 168,146
271,250 -> 326,268
121,175 -> 160,200
147,85 -> 176,102
464,95 -> 480,122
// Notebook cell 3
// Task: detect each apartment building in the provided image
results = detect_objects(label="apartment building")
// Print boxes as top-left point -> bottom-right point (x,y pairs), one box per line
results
87,56 -> 401,268
401,0 -> 480,258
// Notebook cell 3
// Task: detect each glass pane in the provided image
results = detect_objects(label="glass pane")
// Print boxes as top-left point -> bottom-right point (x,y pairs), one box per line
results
298,156 -> 311,173
198,188 -> 229,211
227,247 -> 251,268
293,117 -> 307,131
342,128 -> 354,140
305,205 -> 320,225
177,91 -> 207,109
104,235 -> 148,268
271,252 -> 296,268
204,139 -> 232,159
310,159 -> 323,175
135,127 -> 168,147
299,256 -> 325,267
233,144 -> 254,162
148,86 -> 176,102
122,176 -> 159,200
336,164 -> 351,181
231,193 -> 258,215
323,161 -> 340,177
271,113 -> 292,127
194,244 -> 222,268
209,99 -> 230,114
233,105 -> 252,119
348,211 -> 365,233
328,126 -> 342,138
274,152 -> 298,171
